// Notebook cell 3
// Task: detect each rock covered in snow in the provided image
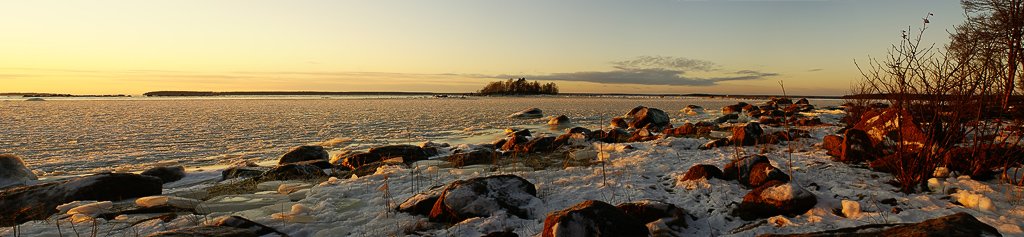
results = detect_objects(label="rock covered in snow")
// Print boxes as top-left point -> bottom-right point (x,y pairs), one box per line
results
429,175 -> 540,223
548,115 -> 571,126
445,148 -> 499,167
0,173 -> 162,226
278,145 -> 330,165
732,180 -> 817,221
509,108 -> 543,118
140,166 -> 186,184
136,196 -> 200,209
840,199 -> 860,219
0,154 -> 37,189
679,164 -> 724,182
951,189 -> 996,212
853,108 -> 928,150
760,212 -> 1002,237
542,200 -> 650,237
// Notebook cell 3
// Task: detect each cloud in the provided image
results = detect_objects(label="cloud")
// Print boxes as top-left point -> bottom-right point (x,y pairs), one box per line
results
494,56 -> 778,86
807,68 -> 824,72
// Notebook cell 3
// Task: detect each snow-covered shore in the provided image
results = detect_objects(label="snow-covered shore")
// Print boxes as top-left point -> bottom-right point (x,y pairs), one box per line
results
2,103 -> 1023,237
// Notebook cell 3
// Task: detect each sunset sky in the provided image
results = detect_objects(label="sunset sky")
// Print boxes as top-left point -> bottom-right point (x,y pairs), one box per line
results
1,0 -> 964,95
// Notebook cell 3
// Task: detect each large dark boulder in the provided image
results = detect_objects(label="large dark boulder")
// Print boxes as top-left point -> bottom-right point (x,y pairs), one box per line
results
523,136 -> 559,153
429,175 -> 540,223
278,145 -> 329,165
502,135 -> 530,152
732,180 -> 817,221
0,173 -> 162,226
542,200 -> 650,237
368,144 -> 429,163
729,122 -> 764,146
610,118 -> 629,129
141,166 -> 186,184
444,148 -> 499,167
680,164 -> 724,182
0,154 -> 37,189
628,107 -> 671,130
258,164 -> 326,181
337,151 -> 383,170
758,212 -> 1001,237
723,102 -> 749,114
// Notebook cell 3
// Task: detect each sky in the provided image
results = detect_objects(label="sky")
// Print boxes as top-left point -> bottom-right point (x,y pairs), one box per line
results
0,0 -> 966,95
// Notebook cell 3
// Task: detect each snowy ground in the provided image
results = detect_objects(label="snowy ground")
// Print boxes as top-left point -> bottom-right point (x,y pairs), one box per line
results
3,103 -> 1023,237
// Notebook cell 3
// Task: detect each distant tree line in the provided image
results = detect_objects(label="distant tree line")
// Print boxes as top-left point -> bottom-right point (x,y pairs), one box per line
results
478,78 -> 559,95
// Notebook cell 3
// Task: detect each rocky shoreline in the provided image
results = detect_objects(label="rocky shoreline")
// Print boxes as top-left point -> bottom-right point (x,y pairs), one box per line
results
1,98 -> 1021,236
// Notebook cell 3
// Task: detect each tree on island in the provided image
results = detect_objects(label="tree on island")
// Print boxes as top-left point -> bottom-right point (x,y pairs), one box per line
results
478,78 -> 559,95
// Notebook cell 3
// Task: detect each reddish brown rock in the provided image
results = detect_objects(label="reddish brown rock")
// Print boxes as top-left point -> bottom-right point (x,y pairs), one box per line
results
680,164 -> 724,181
542,200 -> 649,237
732,180 -> 817,221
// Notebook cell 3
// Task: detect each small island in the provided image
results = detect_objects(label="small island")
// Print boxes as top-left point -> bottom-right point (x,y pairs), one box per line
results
478,78 -> 559,95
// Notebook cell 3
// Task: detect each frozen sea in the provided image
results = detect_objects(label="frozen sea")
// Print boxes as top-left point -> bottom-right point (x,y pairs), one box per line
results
0,96 -> 841,177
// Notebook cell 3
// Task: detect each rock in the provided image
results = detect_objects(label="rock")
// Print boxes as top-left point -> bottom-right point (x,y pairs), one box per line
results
723,154 -> 770,183
522,136 -> 559,153
368,144 -> 429,163
398,185 -> 446,216
627,128 -> 659,142
610,117 -> 629,129
822,135 -> 844,158
136,196 -> 201,209
700,138 -> 730,150
853,109 -> 928,151
796,98 -> 809,105
769,97 -> 793,106
258,164 -> 326,181
278,145 -> 329,165
732,180 -> 817,220
715,114 -> 740,124
723,102 -> 748,114
483,231 -> 519,237
682,105 -> 703,115
548,115 -> 571,125
794,117 -> 823,126
0,154 -> 37,189
663,123 -> 698,137
840,200 -> 861,219
759,116 -> 783,126
945,144 -> 1024,180
210,215 -> 289,236
222,166 -> 268,181
147,226 -> 260,237
746,162 -> 791,188
617,200 -> 688,232
0,173 -> 162,226
444,148 -> 499,167
729,122 -> 764,146
596,128 -> 631,143
141,166 -> 186,184
542,200 -> 650,237
507,128 -> 532,138
838,129 -> 877,163
510,108 -> 543,118
420,141 -> 448,157
628,107 -> 671,130
492,138 -> 508,149
758,212 -> 1001,237
429,175 -> 540,223
566,127 -> 593,135
680,164 -> 724,181
502,135 -> 530,152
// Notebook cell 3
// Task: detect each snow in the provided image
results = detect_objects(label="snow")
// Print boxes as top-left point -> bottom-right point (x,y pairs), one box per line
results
761,182 -> 811,201
66,201 -> 112,216
951,189 -> 996,212
136,196 -> 201,209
